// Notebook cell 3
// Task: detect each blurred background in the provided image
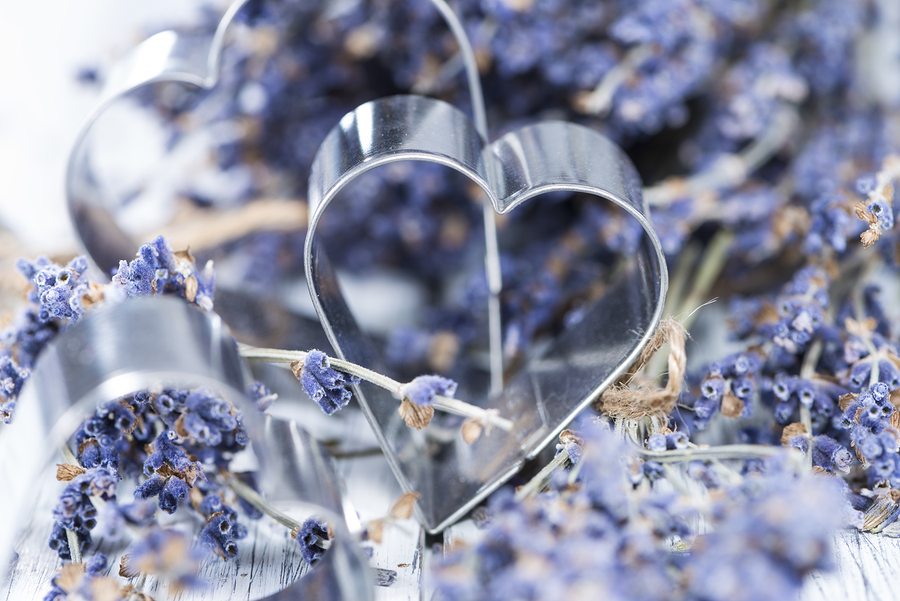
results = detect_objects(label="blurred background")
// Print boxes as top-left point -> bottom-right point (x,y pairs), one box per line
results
0,1 -> 200,251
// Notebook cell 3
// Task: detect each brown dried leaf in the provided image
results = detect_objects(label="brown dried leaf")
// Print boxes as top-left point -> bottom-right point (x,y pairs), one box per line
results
854,202 -> 876,224
428,331 -> 460,373
389,492 -> 420,520
367,519 -> 385,544
460,418 -> 483,444
174,247 -> 196,264
720,391 -> 744,418
780,422 -> 808,446
861,227 -> 880,247
89,577 -> 125,601
120,585 -> 154,601
119,555 -> 136,578
57,563 -> 86,592
558,428 -> 583,447
838,392 -> 857,412
80,281 -> 106,310
290,360 -> 303,380
56,463 -> 86,481
398,399 -> 434,430
184,275 -> 198,303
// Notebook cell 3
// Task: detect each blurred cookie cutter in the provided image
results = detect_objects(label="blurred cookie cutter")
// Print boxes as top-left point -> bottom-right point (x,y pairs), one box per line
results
0,296 -> 373,600
306,94 -> 668,532
64,0 -> 504,366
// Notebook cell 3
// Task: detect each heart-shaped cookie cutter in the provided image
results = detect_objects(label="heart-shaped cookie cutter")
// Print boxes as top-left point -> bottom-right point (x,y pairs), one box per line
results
64,0 -> 503,361
0,296 -> 373,599
306,94 -> 668,532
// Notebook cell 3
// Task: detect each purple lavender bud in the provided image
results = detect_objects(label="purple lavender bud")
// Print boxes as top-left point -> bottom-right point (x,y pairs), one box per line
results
774,401 -> 795,425
812,435 -> 853,473
399,375 -> 458,406
298,350 -> 357,415
731,377 -> 754,400
135,475 -> 166,500
868,198 -> 894,230
701,376 -> 725,400
871,382 -> 891,402
249,380 -> 277,412
772,374 -> 793,402
848,361 -> 872,389
858,434 -> 882,461
647,433 -> 667,452
296,517 -> 330,565
795,381 -> 816,407
159,477 -> 190,514
666,432 -> 689,450
0,353 -> 29,423
85,553 -> 108,576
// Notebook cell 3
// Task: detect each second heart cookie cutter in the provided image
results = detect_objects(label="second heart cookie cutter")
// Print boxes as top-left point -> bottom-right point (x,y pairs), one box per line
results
64,0 -> 504,360
306,94 -> 668,532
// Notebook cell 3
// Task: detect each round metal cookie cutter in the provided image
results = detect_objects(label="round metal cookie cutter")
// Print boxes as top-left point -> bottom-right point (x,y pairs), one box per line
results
0,296 -> 374,600
305,94 -> 669,533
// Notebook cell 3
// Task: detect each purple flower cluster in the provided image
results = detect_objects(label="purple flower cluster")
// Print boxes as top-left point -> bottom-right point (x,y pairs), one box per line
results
691,352 -> 761,429
48,468 -> 118,560
840,382 -> 900,486
685,460 -> 852,601
433,419 -> 849,601
296,350 -> 360,415
112,235 -> 215,310
295,517 -> 330,565
17,256 -> 90,324
0,236 -> 213,426
196,486 -> 250,559
0,352 -> 29,423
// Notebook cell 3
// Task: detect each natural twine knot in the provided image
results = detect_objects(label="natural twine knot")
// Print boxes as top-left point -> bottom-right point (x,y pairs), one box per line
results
598,318 -> 687,420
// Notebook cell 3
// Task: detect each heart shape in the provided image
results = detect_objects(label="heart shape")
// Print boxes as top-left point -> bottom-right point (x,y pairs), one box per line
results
65,0 -> 488,351
305,94 -> 668,532
0,296 -> 373,599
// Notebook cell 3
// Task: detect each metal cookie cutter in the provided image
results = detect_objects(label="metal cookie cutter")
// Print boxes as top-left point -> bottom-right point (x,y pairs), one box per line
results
306,94 -> 668,532
0,297 -> 373,600
65,0 -> 500,353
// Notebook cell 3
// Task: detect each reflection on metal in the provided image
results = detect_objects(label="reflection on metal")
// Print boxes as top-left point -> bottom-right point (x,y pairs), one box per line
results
0,297 -> 374,600
306,95 -> 668,532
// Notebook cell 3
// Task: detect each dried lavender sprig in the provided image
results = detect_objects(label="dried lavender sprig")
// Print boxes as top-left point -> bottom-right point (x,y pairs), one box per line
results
226,474 -> 339,568
238,344 -> 513,432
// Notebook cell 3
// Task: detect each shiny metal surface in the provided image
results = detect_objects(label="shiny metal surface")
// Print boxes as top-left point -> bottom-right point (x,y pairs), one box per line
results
64,0 -> 501,355
305,95 -> 668,532
64,0 -> 493,281
0,297 -> 373,600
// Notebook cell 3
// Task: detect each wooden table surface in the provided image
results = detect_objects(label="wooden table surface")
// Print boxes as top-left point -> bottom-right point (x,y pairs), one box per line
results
4,397 -> 900,601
